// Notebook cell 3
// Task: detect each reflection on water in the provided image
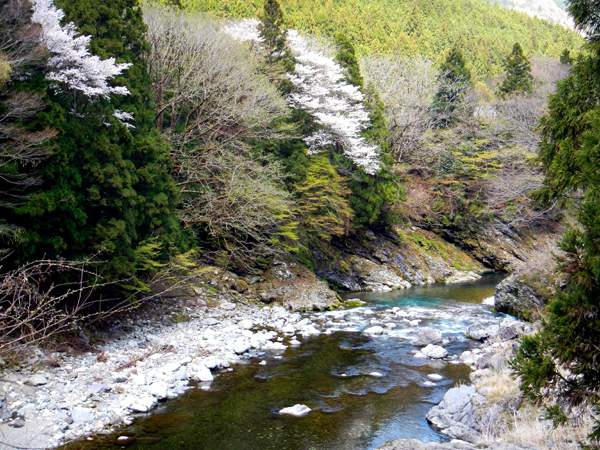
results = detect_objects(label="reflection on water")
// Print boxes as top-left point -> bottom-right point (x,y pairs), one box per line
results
61,275 -> 505,450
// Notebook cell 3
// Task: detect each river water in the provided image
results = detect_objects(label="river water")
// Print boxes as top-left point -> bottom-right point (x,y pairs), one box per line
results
62,275 -> 506,450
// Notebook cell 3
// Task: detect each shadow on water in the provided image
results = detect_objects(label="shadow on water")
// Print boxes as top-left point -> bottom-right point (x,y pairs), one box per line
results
60,275 -> 504,450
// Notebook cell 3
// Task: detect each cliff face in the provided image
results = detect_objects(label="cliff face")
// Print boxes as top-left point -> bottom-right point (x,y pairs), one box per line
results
312,226 -> 485,293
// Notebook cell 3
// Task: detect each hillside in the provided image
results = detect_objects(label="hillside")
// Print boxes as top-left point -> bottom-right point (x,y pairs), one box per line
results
183,0 -> 583,79
481,0 -> 573,29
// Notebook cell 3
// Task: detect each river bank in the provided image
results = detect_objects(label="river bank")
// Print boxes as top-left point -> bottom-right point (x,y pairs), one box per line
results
0,279 -> 585,450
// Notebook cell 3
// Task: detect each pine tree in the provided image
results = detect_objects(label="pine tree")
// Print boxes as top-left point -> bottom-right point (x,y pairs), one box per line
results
433,46 -> 472,127
497,42 -> 533,98
258,0 -> 294,72
13,0 -> 184,280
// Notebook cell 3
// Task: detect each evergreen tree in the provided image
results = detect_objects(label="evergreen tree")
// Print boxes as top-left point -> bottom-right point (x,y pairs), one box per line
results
497,42 -> 533,98
258,0 -> 294,72
332,34 -> 403,228
512,2 -> 600,440
560,48 -> 573,65
13,0 -> 184,280
433,46 -> 472,127
334,33 -> 363,88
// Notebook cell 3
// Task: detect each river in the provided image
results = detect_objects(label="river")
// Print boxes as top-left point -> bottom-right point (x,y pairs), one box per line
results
61,275 -> 506,450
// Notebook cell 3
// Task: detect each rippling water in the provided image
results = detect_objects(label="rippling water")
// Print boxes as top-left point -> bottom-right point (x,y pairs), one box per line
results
62,275 -> 506,450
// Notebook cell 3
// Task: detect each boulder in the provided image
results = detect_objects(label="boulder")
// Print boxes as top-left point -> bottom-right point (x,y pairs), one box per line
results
421,344 -> 448,359
187,364 -> 214,382
364,326 -> 385,336
411,327 -> 443,346
130,396 -> 157,413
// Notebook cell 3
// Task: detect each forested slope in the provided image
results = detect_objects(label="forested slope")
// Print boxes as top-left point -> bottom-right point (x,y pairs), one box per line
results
184,0 -> 583,78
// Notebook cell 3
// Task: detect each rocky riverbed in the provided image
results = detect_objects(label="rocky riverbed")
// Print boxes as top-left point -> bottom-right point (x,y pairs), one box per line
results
0,289 -> 579,450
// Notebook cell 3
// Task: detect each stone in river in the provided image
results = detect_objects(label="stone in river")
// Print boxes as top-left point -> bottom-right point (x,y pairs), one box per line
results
427,373 -> 444,381
279,404 -> 311,416
369,372 -> 384,377
421,344 -> 448,359
411,327 -> 443,346
130,396 -> 157,413
364,326 -> 384,335
148,381 -> 169,400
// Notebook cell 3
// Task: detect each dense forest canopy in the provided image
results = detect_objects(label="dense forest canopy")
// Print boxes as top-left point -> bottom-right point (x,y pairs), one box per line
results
181,0 -> 584,79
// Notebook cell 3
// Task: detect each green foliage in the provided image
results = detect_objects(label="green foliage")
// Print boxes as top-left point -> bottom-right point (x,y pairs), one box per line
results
433,47 -> 472,126
293,154 -> 353,241
184,0 -> 583,79
11,0 -> 185,282
497,42 -> 533,98
334,33 -> 363,87
258,0 -> 295,72
560,48 -> 573,65
513,5 -> 600,440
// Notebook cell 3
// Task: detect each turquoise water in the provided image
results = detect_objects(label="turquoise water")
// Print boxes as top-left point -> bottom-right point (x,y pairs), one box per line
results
61,275 -> 505,450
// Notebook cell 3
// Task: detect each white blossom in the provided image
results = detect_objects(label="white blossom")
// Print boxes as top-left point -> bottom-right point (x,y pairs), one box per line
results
223,20 -> 381,174
112,109 -> 135,128
31,0 -> 131,99
286,30 -> 380,174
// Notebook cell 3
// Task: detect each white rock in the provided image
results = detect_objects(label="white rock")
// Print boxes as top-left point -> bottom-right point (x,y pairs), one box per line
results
369,372 -> 384,377
238,319 -> 254,329
282,324 -> 296,334
409,320 -> 420,326
71,407 -> 95,423
289,339 -> 301,346
232,339 -> 252,355
424,381 -> 437,387
384,323 -> 397,329
149,381 -> 169,400
130,396 -> 157,413
279,404 -> 311,416
26,374 -> 49,386
364,326 -> 384,336
188,364 -> 214,382
427,374 -> 444,381
413,352 -> 428,359
421,344 -> 448,359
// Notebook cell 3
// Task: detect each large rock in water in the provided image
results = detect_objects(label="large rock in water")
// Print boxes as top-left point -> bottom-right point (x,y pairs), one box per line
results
349,256 -> 412,292
411,327 -> 443,346
421,344 -> 448,359
494,274 -> 550,321
426,385 -> 484,443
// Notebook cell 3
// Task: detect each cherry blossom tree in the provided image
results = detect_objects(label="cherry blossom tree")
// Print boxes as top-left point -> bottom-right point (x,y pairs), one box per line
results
223,19 -> 381,175
31,0 -> 131,99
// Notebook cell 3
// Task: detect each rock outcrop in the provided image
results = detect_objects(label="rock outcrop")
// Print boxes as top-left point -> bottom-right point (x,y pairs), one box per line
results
313,226 -> 484,292
255,258 -> 339,311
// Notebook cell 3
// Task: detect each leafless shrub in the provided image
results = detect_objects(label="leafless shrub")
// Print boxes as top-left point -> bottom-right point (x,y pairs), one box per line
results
178,150 -> 294,269
361,56 -> 438,162
144,4 -> 288,154
0,260 -> 104,359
